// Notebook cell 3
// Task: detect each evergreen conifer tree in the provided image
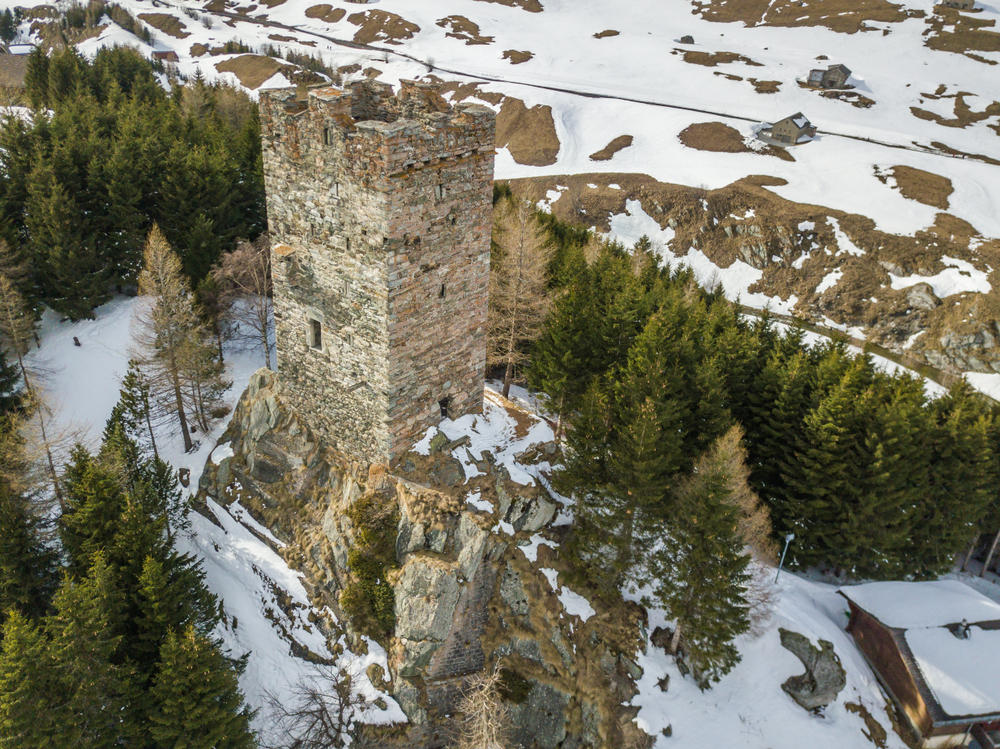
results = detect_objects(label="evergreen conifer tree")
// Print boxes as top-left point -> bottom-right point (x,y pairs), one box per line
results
149,627 -> 256,749
651,433 -> 752,688
0,476 -> 58,624
0,349 -> 20,416
0,611 -> 59,747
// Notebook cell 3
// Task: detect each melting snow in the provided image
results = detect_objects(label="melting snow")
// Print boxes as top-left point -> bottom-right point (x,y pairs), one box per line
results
889,256 -> 991,298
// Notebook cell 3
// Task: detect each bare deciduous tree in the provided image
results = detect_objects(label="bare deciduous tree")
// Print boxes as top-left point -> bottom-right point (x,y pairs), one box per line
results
134,225 -> 228,453
714,424 -> 779,565
0,274 -> 62,506
457,664 -> 510,749
263,663 -> 373,749
211,235 -> 273,369
488,198 -> 552,399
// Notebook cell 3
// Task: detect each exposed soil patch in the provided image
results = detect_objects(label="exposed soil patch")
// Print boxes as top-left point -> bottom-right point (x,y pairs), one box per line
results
503,49 -> 534,64
925,7 -> 1000,62
797,81 -> 875,108
215,54 -> 294,89
590,135 -> 634,161
472,0 -> 543,12
750,78 -> 781,93
138,12 -> 190,39
879,165 -> 954,209
190,43 -> 208,57
496,97 -> 560,166
594,29 -> 619,38
679,122 -> 794,161
678,49 -> 763,67
910,89 -> 1000,130
692,0 -> 922,34
437,15 -> 494,45
930,141 -> 1000,166
429,77 -> 505,106
305,5 -> 347,23
348,10 -> 419,45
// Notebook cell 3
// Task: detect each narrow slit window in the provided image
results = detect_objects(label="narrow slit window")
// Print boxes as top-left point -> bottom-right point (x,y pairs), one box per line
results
308,319 -> 322,350
322,127 -> 330,146
439,397 -> 451,419
439,283 -> 446,298
345,237 -> 351,252
434,183 -> 445,200
332,181 -> 339,198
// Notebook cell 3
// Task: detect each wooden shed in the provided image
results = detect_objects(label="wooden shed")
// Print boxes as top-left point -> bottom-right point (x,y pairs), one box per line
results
807,63 -> 852,89
840,581 -> 1000,748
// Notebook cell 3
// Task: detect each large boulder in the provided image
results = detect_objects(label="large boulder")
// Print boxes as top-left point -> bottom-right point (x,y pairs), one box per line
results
779,628 -> 846,711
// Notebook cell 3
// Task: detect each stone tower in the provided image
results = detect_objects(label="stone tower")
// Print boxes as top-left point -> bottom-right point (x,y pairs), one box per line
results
259,81 -> 496,464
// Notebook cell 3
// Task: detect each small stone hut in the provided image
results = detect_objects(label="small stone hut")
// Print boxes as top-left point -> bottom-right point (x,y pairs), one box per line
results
768,112 -> 815,144
259,80 -> 496,465
840,580 -> 1000,748
807,63 -> 851,89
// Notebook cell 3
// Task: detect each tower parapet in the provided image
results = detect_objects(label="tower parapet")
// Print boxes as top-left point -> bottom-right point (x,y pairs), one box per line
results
260,80 -> 495,464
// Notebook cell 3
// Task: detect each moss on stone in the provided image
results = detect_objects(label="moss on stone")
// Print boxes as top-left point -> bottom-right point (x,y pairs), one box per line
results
340,491 -> 400,642
499,667 -> 533,704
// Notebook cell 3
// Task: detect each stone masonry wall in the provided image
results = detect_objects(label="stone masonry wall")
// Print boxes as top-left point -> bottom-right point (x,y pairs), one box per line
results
260,81 -> 495,465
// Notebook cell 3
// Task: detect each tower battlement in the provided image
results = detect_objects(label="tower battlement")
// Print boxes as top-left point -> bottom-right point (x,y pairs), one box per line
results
260,80 -> 496,464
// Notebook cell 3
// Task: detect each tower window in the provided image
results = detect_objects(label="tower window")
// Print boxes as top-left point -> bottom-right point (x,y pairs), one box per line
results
439,283 -> 446,298
346,237 -> 351,252
332,181 -> 340,198
322,127 -> 330,145
439,397 -> 451,419
307,319 -> 322,350
434,183 -> 445,200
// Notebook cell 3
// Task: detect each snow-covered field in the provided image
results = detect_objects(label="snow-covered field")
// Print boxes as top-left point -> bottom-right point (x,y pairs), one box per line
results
11,0 -> 996,241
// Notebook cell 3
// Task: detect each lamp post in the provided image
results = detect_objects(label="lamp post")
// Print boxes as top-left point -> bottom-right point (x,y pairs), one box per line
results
774,533 -> 795,584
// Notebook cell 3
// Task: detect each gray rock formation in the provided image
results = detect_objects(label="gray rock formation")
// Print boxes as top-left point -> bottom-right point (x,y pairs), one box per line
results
198,369 -> 652,748
779,628 -> 846,711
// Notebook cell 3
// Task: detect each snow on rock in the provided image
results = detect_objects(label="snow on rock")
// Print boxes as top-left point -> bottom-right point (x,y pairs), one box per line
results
177,498 -> 405,740
838,580 -> 1000,629
210,441 -> 235,464
964,372 -> 1000,401
829,218 -> 866,257
558,586 -> 596,622
519,533 -> 552,563
466,490 -> 495,514
889,256 -> 992,298
905,626 -> 1000,716
815,268 -> 844,294
416,385 -> 555,486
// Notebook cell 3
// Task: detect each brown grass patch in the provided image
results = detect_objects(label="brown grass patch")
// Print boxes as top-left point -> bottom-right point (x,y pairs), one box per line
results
590,135 -> 634,161
925,7 -> 1000,60
796,81 -> 876,108
471,0 -> 543,12
437,15 -> 494,45
930,141 -> 1000,166
215,55 -> 293,89
750,78 -> 781,93
347,10 -> 419,45
910,90 -> 1000,128
138,12 -> 189,39
189,43 -> 208,57
305,5 -> 346,23
887,165 -> 954,209
496,97 -> 560,166
679,121 -> 794,161
594,29 -> 619,38
692,0 -> 921,33
428,77 -> 505,105
679,49 -> 763,67
502,49 -> 533,64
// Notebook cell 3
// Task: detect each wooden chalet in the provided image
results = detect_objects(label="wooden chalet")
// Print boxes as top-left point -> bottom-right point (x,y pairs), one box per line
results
840,581 -> 1000,748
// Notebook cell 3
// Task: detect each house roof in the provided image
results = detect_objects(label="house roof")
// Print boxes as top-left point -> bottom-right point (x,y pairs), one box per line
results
827,63 -> 851,75
840,580 -> 1000,628
841,580 -> 1000,721
7,44 -> 35,55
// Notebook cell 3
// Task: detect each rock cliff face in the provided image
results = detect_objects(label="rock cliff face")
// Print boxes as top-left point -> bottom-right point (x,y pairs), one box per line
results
198,369 -> 650,748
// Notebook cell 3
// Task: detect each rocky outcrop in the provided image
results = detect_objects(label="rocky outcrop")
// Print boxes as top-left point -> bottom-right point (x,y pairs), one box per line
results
778,628 -> 846,711
198,369 -> 651,748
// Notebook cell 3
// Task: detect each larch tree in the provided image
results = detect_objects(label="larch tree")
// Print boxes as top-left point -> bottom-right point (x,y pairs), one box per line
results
456,663 -> 510,749
0,274 -> 62,506
211,235 -> 273,369
134,225 -> 226,453
488,198 -> 552,398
